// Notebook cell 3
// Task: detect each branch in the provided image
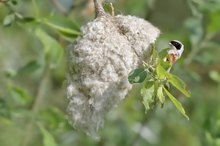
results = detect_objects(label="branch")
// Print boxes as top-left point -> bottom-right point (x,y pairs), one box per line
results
21,66 -> 50,146
0,0 -> 8,2
93,0 -> 105,18
0,0 -> 15,13
50,0 -> 68,15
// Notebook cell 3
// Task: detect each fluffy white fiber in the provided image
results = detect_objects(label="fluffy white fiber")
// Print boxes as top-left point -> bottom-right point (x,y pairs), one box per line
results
66,14 -> 160,137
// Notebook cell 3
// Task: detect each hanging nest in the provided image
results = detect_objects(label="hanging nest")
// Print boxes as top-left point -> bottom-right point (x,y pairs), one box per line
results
66,0 -> 160,137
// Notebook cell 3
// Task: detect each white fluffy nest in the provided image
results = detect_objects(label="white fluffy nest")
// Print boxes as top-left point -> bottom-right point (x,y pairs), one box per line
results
66,14 -> 160,137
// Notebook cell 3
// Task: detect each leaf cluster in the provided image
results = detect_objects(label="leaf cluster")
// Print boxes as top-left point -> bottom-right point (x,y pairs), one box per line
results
128,46 -> 191,119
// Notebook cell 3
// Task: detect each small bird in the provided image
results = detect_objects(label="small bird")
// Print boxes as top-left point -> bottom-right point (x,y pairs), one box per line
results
167,40 -> 184,65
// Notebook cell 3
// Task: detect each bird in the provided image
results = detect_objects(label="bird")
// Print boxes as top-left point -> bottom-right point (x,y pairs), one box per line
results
167,40 -> 184,65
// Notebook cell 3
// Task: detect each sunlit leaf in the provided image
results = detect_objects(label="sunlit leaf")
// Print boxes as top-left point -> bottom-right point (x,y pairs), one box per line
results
144,81 -> 154,89
205,131 -> 214,145
209,70 -> 220,83
156,64 -> 167,79
152,47 -> 158,62
39,125 -> 58,146
157,86 -> 165,104
160,60 -> 171,71
158,56 -> 171,72
3,14 -> 16,27
163,87 -> 189,120
35,28 -> 63,68
159,48 -> 169,59
167,73 -> 191,97
128,68 -> 147,84
141,81 -> 155,112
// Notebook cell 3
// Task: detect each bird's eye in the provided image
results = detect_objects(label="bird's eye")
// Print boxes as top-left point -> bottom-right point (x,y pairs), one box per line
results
170,41 -> 182,50
175,43 -> 181,50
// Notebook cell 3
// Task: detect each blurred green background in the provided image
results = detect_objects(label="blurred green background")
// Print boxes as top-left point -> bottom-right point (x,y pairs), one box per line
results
0,0 -> 220,146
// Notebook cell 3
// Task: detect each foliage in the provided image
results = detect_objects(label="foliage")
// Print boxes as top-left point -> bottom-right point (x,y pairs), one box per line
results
0,0 -> 220,146
128,46 -> 190,119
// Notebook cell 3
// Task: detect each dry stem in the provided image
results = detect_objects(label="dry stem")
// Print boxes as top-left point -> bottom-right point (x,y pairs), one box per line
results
93,0 -> 105,17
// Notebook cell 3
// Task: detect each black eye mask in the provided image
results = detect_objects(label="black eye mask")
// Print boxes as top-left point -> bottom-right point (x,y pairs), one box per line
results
170,41 -> 182,50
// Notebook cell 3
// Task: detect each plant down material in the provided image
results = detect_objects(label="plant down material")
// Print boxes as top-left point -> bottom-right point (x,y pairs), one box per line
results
66,0 -> 160,137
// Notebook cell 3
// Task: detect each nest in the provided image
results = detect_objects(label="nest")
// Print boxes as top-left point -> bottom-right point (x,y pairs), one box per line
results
66,0 -> 160,137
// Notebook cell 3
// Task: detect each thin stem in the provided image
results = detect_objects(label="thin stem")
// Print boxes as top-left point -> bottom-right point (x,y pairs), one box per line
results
21,65 -> 50,146
0,0 -> 8,3
1,0 -> 15,13
109,3 -> 115,16
32,0 -> 39,17
50,0 -> 68,15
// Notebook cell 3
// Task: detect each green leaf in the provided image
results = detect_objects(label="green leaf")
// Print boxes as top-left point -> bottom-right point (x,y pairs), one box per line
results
141,81 -> 155,112
11,0 -> 18,5
43,16 -> 81,39
16,60 -> 41,76
0,98 -> 10,118
144,81 -> 154,88
159,48 -> 169,59
207,11 -> 220,33
156,64 -> 168,79
157,86 -> 165,104
19,17 -> 36,23
209,70 -> 220,83
35,28 -> 63,68
3,14 -> 16,27
152,47 -> 158,62
9,86 -> 32,106
39,125 -> 58,146
163,87 -> 189,120
38,108 -> 66,130
158,56 -> 171,71
167,74 -> 191,97
103,3 -> 113,13
158,48 -> 171,70
160,60 -> 171,71
128,68 -> 147,84
17,16 -> 40,29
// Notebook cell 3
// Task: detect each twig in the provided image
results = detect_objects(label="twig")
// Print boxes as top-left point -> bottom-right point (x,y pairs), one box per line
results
50,0 -> 68,15
32,0 -> 39,17
0,0 -> 15,13
109,3 -> 115,16
93,0 -> 105,18
0,0 -> 8,3
21,66 -> 50,146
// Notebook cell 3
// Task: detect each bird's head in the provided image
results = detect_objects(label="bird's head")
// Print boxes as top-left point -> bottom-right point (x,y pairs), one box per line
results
168,40 -> 184,65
